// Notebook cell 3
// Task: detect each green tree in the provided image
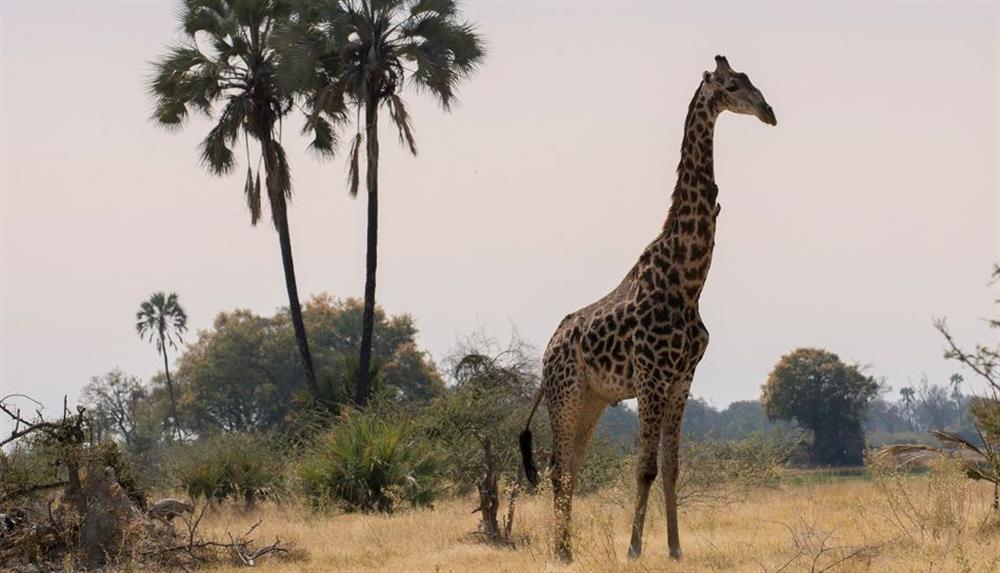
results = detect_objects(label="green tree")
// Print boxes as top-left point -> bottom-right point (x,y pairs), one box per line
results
149,0 -> 320,397
173,295 -> 443,433
278,0 -> 485,407
761,348 -> 878,466
136,292 -> 188,439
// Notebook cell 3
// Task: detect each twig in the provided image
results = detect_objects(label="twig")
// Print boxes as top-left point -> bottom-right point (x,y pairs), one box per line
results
0,481 -> 69,503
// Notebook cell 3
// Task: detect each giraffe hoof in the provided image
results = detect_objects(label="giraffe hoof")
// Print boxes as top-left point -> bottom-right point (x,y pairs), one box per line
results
627,545 -> 642,560
669,547 -> 683,560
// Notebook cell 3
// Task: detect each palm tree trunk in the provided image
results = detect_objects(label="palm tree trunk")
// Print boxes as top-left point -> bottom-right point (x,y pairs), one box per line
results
159,328 -> 181,441
261,131 -> 319,397
356,97 -> 380,408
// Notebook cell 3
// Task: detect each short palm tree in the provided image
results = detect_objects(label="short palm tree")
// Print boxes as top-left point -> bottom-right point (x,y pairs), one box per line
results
150,0 -> 321,396
136,292 -> 188,438
278,0 -> 485,407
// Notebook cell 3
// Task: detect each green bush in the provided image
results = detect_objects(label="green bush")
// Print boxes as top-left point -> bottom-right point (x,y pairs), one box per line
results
297,412 -> 441,512
174,433 -> 284,505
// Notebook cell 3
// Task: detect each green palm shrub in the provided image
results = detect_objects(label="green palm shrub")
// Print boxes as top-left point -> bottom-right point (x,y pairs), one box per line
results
297,412 -> 441,512
174,433 -> 284,506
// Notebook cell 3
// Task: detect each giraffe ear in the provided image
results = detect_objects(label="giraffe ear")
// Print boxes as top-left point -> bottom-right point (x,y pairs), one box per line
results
703,70 -> 714,84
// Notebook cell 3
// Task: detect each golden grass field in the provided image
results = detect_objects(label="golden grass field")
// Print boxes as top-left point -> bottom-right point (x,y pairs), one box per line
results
199,470 -> 1000,573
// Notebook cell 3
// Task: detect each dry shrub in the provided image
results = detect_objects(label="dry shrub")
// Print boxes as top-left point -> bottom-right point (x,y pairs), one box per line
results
597,436 -> 791,516
676,437 -> 789,507
868,453 -> 974,544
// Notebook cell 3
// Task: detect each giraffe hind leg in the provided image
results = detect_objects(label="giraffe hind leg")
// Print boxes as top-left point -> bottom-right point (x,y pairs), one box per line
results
546,378 -> 588,562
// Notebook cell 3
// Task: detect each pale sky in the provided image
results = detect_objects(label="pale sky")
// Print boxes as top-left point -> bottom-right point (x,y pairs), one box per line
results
1,1 -> 998,419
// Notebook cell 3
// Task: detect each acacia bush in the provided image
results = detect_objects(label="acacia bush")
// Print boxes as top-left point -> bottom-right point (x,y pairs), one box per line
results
173,433 -> 285,506
296,411 -> 442,512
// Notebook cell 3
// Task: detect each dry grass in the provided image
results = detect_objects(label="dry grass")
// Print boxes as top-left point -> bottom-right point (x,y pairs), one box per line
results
198,475 -> 999,573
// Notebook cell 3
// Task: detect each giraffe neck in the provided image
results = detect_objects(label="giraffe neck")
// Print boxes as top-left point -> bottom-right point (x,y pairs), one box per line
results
658,82 -> 722,303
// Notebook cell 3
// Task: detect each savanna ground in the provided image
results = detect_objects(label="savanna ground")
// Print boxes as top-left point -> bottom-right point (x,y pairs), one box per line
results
199,469 -> 999,573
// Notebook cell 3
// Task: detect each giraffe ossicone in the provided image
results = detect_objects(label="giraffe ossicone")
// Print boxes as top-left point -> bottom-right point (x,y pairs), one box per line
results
519,55 -> 777,563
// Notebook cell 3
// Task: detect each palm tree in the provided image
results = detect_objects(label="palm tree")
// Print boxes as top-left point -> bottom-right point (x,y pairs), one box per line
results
150,0 -> 321,396
136,292 -> 188,438
278,0 -> 485,407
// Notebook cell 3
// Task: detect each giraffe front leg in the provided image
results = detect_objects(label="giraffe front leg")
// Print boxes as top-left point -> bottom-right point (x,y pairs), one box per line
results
627,391 -> 666,559
660,402 -> 686,560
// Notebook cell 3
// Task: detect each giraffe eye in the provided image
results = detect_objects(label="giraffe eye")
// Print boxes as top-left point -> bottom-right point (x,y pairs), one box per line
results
725,83 -> 740,92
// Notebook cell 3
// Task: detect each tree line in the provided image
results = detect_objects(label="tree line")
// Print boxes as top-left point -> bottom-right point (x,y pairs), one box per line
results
110,288 -> 985,470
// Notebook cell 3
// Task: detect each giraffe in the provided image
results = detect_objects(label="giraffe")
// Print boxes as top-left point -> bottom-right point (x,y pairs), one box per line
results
519,55 -> 776,562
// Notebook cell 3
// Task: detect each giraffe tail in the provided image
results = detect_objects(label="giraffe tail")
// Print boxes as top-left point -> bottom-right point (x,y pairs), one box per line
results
519,388 -> 544,486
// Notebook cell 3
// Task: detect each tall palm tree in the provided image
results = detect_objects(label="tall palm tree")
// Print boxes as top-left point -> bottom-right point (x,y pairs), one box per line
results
136,292 -> 188,438
278,0 -> 484,407
150,0 -> 322,396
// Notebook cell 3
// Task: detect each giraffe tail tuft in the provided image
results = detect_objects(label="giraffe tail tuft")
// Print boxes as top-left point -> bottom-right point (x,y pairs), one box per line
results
519,429 -> 539,486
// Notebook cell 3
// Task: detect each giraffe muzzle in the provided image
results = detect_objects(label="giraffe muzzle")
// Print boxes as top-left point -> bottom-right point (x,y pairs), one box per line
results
760,104 -> 777,126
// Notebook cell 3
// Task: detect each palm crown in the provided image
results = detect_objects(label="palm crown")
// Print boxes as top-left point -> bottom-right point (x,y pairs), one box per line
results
136,292 -> 188,354
279,0 -> 485,192
151,0 -> 305,224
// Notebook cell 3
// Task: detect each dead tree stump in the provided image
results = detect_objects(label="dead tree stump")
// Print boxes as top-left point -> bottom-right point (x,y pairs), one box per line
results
474,433 -> 503,542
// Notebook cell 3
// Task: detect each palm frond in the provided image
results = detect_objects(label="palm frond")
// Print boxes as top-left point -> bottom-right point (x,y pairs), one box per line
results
347,132 -> 363,197
387,94 -> 417,155
930,429 -> 986,459
181,0 -> 229,36
149,46 -> 214,126
876,444 -> 942,465
304,116 -> 337,157
408,0 -> 456,17
371,0 -> 407,14
245,166 -> 262,224
198,101 -> 243,174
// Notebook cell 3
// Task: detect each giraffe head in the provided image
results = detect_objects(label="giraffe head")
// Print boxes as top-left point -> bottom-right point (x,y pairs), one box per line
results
702,55 -> 777,126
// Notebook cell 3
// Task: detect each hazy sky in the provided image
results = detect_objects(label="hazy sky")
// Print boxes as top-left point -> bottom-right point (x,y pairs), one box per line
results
1,2 -> 998,419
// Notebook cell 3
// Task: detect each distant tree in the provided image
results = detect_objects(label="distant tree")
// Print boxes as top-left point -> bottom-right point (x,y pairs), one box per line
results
277,0 -> 485,407
136,292 -> 187,439
174,295 -> 443,433
761,348 -> 878,466
950,373 -> 965,404
81,369 -> 146,445
682,398 -> 802,444
150,0 -> 320,397
864,395 -> 911,436
596,403 -> 640,447
915,377 -> 953,431
900,386 -> 916,430
717,401 -> 770,439
176,309 -> 284,433
681,398 -> 719,438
